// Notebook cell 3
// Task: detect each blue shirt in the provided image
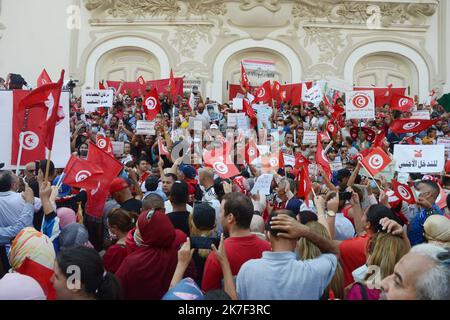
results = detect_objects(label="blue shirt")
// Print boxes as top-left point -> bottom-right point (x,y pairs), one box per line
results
0,203 -> 33,245
408,204 -> 444,246
236,251 -> 337,300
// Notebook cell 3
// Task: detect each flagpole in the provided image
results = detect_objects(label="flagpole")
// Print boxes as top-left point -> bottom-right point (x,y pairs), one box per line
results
359,161 -> 383,192
15,132 -> 25,176
44,150 -> 52,183
56,172 -> 65,191
171,105 -> 175,141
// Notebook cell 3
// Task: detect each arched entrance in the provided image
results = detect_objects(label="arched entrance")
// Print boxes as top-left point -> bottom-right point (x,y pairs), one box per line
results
211,39 -> 302,102
353,53 -> 418,96
343,41 -> 431,101
95,47 -> 161,83
222,48 -> 291,101
84,36 -> 170,88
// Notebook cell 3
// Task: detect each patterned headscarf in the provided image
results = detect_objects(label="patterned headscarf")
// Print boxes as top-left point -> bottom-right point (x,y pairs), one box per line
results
9,227 -> 56,271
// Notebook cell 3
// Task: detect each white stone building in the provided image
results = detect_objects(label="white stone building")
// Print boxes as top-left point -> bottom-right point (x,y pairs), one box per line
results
0,0 -> 448,102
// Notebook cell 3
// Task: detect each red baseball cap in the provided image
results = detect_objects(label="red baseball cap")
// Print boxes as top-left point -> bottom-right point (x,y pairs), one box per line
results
110,177 -> 129,194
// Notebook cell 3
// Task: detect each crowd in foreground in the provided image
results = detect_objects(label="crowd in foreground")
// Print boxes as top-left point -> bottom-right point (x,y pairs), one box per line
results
0,80 -> 449,300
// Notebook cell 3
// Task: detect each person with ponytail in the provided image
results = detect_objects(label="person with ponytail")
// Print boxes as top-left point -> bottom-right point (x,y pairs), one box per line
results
51,246 -> 122,300
103,208 -> 138,273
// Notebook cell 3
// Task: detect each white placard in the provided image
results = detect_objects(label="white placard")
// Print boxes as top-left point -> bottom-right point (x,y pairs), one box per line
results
257,145 -> 270,155
232,98 -> 243,111
255,105 -> 272,130
410,111 -> 431,120
303,84 -> 323,105
135,120 -> 155,135
394,145 -> 445,173
251,174 -> 274,196
437,137 -> 450,153
302,131 -> 317,145
283,154 -> 296,167
189,117 -> 204,130
397,172 -> 410,184
227,113 -> 248,129
82,90 -> 113,112
330,160 -> 343,172
111,141 -> 124,157
345,90 -> 375,120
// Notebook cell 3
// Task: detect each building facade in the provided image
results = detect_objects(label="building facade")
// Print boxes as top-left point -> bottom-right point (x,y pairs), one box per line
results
0,0 -> 448,102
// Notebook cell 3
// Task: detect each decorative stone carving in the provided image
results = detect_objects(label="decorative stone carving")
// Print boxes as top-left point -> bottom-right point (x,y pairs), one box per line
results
303,27 -> 345,63
239,0 -> 282,13
292,0 -> 438,27
169,25 -> 212,58
84,0 -> 227,20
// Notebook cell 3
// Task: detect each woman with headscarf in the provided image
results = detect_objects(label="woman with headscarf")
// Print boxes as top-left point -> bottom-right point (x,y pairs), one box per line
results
424,215 -> 450,248
1,227 -> 56,299
115,208 -> 187,299
56,207 -> 76,229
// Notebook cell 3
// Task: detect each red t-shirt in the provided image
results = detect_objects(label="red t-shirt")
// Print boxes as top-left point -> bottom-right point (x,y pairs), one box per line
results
201,234 -> 271,292
339,234 -> 370,287
103,244 -> 127,274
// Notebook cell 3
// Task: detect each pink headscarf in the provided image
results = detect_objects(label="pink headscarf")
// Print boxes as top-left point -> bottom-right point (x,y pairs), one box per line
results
56,207 -> 76,228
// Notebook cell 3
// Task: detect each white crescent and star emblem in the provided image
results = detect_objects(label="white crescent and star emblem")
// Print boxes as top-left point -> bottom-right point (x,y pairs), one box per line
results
145,96 -> 158,110
397,185 -> 411,200
258,88 -> 265,98
213,161 -> 228,174
22,131 -> 40,150
97,138 -> 107,149
402,122 -> 420,130
368,154 -> 383,169
75,170 -> 92,183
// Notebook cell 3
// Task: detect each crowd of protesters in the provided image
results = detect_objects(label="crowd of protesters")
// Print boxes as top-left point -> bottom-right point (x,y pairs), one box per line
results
0,78 -> 449,300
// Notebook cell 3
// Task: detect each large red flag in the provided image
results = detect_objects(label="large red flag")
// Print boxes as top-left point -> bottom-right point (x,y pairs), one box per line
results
241,63 -> 250,92
96,135 -> 113,156
37,69 -> 52,87
63,155 -> 104,190
297,165 -> 312,206
390,94 -> 415,112
272,81 -> 282,102
355,86 -> 406,107
243,99 -> 257,128
315,134 -> 332,179
279,83 -> 302,106
168,69 -> 177,97
106,77 -> 184,100
143,88 -> 162,121
391,179 -> 416,205
361,147 -> 391,177
11,91 -> 47,165
19,70 -> 65,149
85,143 -> 123,218
244,140 -> 259,165
253,81 -> 273,104
137,76 -> 146,86
203,145 -> 240,179
389,118 -> 438,134
98,81 -> 106,90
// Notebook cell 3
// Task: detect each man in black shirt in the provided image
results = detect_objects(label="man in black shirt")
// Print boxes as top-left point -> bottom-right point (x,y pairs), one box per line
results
110,177 -> 142,215
167,180 -> 190,236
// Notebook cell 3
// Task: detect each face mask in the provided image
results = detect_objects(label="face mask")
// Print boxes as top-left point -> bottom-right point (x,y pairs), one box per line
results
370,180 -> 377,189
108,229 -> 117,240
352,264 -> 368,283
133,231 -> 142,247
413,188 -> 421,200
80,150 -> 88,157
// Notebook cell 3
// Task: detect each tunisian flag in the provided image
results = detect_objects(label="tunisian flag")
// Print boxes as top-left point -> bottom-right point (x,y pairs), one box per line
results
390,94 -> 415,112
297,165 -> 312,206
203,145 -> 240,179
272,81 -> 283,102
279,83 -> 302,106
168,69 -> 177,97
96,136 -> 113,156
243,99 -> 257,128
389,118 -> 438,134
85,142 -> 123,218
355,86 -> 406,107
361,147 -> 391,176
315,135 -> 332,179
253,81 -> 273,104
244,140 -> 259,164
391,179 -> 416,205
37,69 -> 52,87
17,70 -> 64,150
143,88 -> 161,121
241,63 -> 250,92
11,91 -> 47,165
63,155 -> 104,190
